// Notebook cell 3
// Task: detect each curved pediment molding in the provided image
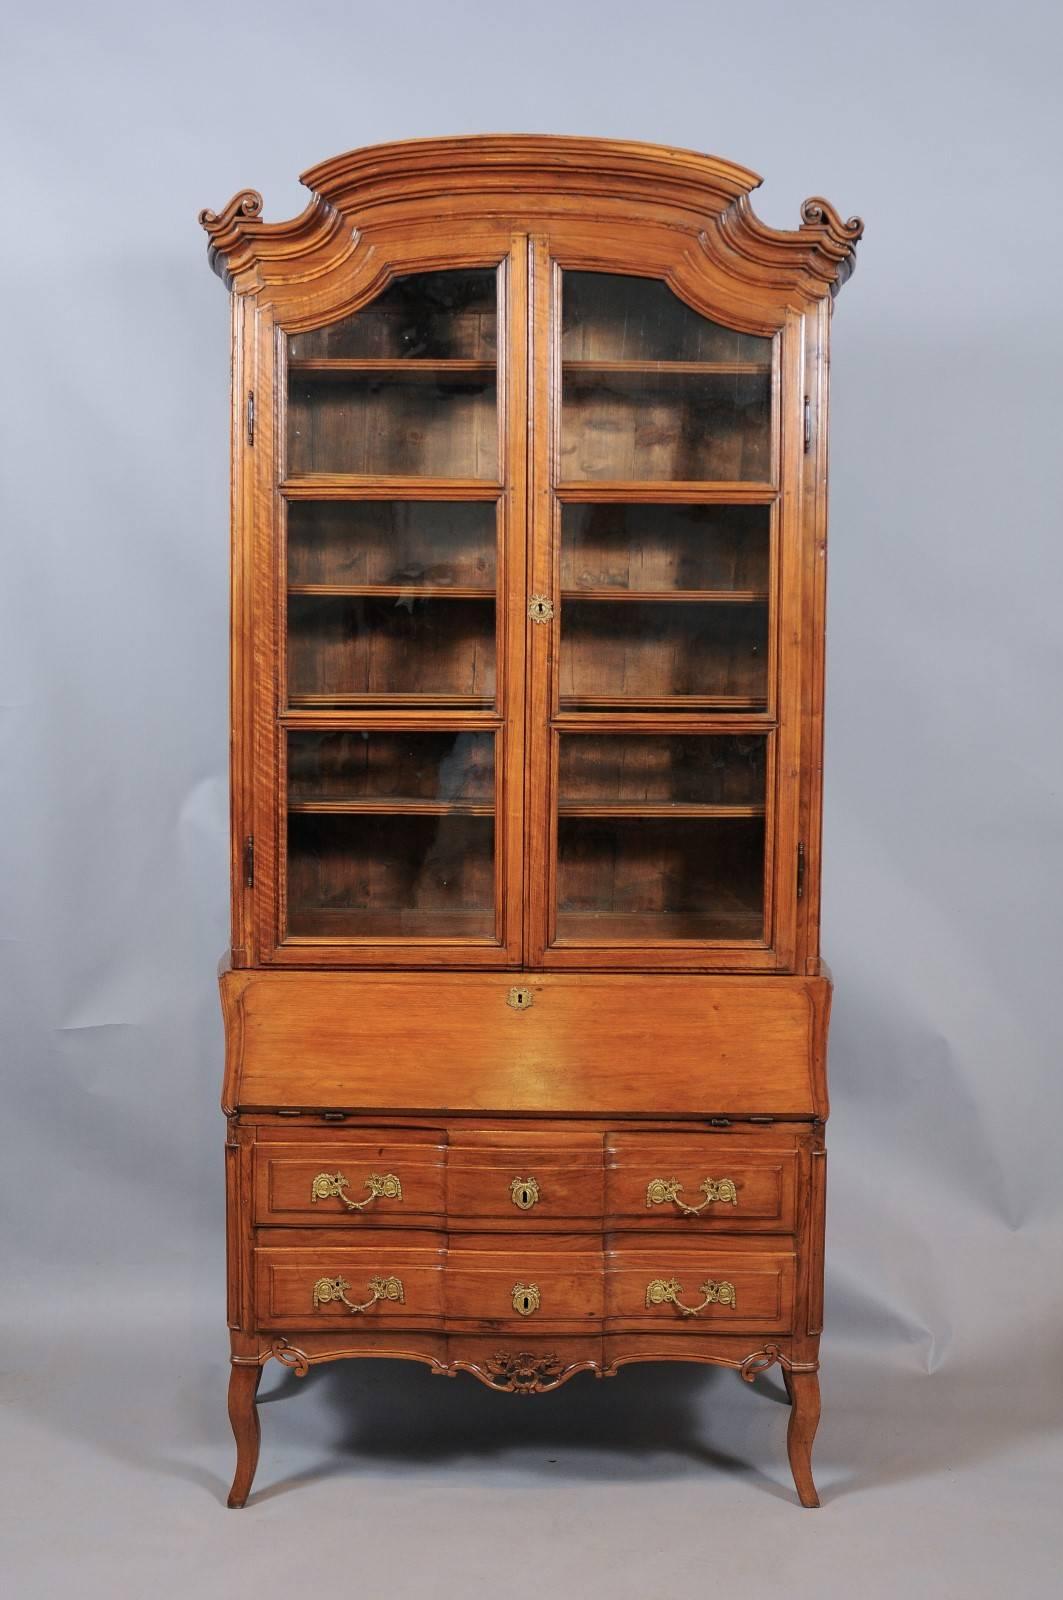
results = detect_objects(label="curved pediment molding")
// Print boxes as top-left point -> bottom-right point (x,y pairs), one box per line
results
199,136 -> 862,308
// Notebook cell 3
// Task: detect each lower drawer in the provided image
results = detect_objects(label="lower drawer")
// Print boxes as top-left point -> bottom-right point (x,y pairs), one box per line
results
255,1241 -> 445,1330
446,1239 -> 603,1331
604,1242 -> 794,1334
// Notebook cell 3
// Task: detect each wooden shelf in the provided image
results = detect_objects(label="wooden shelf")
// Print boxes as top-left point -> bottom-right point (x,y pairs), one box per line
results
288,797 -> 493,816
563,360 -> 771,377
286,907 -> 497,941
282,476 -> 502,500
557,802 -> 764,819
553,909 -> 764,944
289,693 -> 496,708
556,481 -> 777,504
289,359 -> 496,380
288,584 -> 495,599
559,695 -> 768,711
561,589 -> 768,604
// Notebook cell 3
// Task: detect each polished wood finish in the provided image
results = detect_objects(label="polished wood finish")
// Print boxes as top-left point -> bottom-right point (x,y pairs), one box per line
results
222,969 -> 830,1117
202,136 -> 860,1510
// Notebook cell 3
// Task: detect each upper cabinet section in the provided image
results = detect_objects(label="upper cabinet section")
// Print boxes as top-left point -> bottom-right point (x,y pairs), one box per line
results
286,269 -> 500,480
560,272 -> 772,484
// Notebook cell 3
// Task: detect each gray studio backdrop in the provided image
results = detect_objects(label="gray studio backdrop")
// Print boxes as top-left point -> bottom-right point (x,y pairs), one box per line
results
3,2 -> 1061,1595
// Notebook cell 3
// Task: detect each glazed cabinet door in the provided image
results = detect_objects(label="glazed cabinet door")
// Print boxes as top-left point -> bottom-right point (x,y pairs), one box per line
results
251,252 -> 527,965
526,251 -> 802,969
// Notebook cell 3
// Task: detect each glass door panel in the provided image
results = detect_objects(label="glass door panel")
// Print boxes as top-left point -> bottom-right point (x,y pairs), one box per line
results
561,503 -> 769,594
558,503 -> 769,711
530,260 -> 782,966
286,501 -> 497,708
555,734 -> 766,943
287,269 -> 499,478
275,263 -> 510,957
560,271 -> 772,483
286,731 -> 495,939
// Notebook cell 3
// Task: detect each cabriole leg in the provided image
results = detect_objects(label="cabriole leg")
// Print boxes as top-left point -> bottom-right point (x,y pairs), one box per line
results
785,1369 -> 821,1508
227,1361 -> 263,1508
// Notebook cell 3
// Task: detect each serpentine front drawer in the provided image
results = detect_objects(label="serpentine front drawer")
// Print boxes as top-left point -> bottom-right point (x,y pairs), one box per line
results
255,1239 -> 446,1329
604,1240 -> 795,1334
447,1129 -> 603,1225
444,1238 -> 604,1331
253,1134 -> 446,1226
605,1135 -> 798,1232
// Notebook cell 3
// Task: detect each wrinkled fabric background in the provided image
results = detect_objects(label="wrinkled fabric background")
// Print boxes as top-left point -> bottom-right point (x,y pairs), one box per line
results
3,2 -> 1061,1594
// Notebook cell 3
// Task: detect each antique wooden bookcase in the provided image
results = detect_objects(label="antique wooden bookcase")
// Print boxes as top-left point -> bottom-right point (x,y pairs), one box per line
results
200,137 -> 861,1508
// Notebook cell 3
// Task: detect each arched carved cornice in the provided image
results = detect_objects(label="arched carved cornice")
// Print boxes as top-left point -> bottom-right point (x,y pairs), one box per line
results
199,136 -> 862,310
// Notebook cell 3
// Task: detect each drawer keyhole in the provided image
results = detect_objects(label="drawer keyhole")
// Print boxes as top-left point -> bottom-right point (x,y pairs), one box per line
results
512,1282 -> 541,1317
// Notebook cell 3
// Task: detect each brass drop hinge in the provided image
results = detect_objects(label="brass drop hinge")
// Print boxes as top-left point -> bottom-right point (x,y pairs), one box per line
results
243,835 -> 254,888
803,395 -> 811,453
797,841 -> 806,900
246,389 -> 255,445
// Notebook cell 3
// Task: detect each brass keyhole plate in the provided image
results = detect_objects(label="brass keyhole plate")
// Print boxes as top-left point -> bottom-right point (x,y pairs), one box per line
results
507,986 -> 533,1010
510,1176 -> 541,1211
512,1283 -> 541,1316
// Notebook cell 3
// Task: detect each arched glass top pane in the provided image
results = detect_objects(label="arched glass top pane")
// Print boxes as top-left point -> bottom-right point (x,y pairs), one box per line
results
560,271 -> 772,483
286,268 -> 498,478
290,269 -> 497,360
561,272 -> 769,364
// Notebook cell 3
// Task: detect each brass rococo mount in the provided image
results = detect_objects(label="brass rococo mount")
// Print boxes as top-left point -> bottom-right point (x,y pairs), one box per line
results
205,134 -> 861,1511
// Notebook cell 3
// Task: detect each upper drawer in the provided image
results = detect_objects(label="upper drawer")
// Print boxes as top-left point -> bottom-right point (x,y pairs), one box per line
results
605,1135 -> 797,1231
253,1135 -> 446,1226
447,1131 -> 603,1223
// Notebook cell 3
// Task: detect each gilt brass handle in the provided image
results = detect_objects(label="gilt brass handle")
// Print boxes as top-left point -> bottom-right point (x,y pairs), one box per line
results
311,1171 -> 403,1211
312,1274 -> 405,1314
646,1177 -> 737,1215
510,1177 -> 540,1211
644,1277 -> 737,1316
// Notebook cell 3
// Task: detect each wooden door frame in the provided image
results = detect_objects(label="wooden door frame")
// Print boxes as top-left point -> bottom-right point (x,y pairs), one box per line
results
523,236 -> 807,972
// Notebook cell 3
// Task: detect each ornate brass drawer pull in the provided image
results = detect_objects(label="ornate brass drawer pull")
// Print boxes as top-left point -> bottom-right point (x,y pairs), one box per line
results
510,1176 -> 540,1211
312,1274 -> 405,1314
310,1171 -> 403,1211
646,1176 -> 738,1215
645,1277 -> 737,1316
511,1283 -> 541,1317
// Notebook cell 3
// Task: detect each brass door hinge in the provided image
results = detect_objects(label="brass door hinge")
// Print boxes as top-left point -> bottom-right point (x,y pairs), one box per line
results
243,835 -> 254,888
797,841 -> 806,901
803,395 -> 811,453
246,389 -> 255,445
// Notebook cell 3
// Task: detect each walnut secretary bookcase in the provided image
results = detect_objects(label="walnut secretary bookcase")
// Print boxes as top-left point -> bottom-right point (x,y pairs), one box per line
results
199,136 -> 862,1508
